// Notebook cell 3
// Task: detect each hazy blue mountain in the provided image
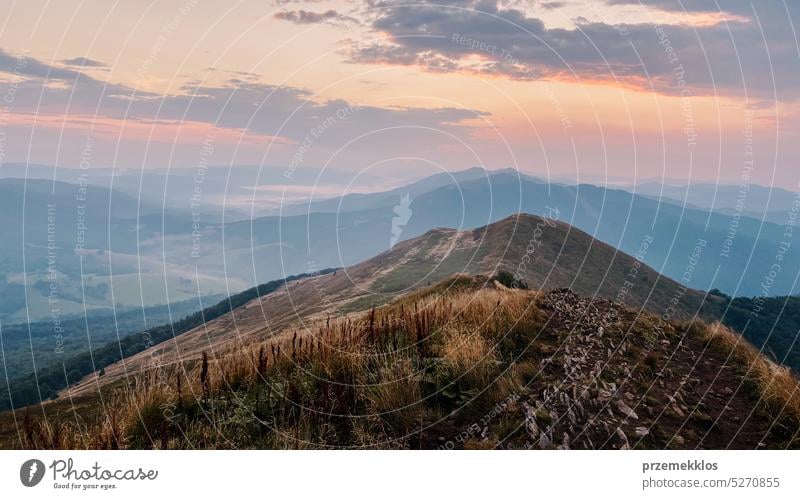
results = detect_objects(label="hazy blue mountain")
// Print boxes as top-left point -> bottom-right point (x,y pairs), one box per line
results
277,166 -> 527,216
0,162 -> 388,221
0,177 -> 160,275
0,178 -> 232,322
629,181 -> 798,225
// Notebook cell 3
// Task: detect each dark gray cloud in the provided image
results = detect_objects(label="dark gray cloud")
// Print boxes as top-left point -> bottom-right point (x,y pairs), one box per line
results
350,0 -> 800,100
60,57 -> 108,68
273,9 -> 357,25
0,49 -> 84,80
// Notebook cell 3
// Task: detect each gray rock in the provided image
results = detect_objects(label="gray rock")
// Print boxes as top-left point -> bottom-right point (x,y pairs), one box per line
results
616,400 -> 639,420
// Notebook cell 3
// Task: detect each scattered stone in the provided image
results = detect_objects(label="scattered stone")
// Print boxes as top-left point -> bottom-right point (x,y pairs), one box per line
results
539,432 -> 552,449
560,432 -> 570,450
616,400 -> 639,420
520,402 -> 540,440
616,428 -> 630,449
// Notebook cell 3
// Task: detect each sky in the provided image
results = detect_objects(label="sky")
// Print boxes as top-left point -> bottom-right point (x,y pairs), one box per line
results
0,0 -> 798,191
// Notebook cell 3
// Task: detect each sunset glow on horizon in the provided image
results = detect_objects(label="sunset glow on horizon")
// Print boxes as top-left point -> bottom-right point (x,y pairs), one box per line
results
0,0 -> 797,190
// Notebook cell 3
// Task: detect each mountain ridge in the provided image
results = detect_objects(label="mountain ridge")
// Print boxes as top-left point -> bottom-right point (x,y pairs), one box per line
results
56,212 -> 712,400
209,170 -> 798,297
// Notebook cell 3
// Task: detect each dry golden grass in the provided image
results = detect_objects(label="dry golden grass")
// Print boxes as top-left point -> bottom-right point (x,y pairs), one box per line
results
440,328 -> 495,386
365,358 -> 423,427
17,280 -> 800,450
39,283 -> 537,448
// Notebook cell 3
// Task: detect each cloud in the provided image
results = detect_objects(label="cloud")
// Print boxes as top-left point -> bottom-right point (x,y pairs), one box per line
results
273,9 -> 358,25
60,57 -> 108,68
272,0 -> 327,4
605,1 -> 761,16
0,51 -> 487,151
348,0 -> 800,100
0,49 -> 84,81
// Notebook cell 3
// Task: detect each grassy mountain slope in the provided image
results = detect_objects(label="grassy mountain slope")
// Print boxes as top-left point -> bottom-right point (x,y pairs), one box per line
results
5,278 -> 798,449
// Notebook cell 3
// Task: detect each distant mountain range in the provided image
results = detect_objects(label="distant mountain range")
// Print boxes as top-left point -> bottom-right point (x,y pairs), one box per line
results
2,167 -> 797,322
0,162 -> 390,220
628,181 -> 798,225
